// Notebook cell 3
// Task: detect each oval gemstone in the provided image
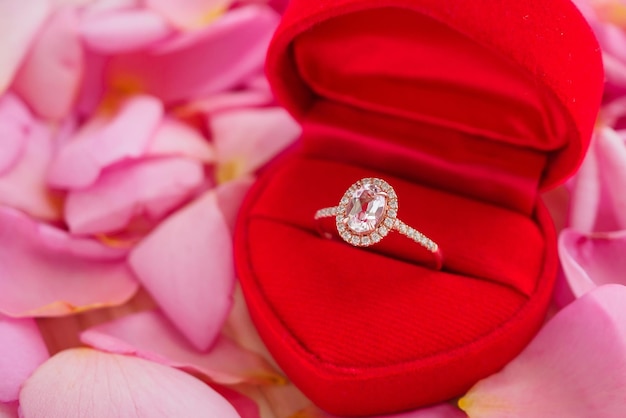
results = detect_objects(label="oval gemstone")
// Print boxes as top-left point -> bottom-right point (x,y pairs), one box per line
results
346,183 -> 387,233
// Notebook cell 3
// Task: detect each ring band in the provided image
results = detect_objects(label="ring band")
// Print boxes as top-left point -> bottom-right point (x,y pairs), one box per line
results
314,177 -> 443,269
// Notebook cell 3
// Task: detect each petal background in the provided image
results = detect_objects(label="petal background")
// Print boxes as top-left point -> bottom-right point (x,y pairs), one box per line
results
145,0 -> 233,29
19,348 -> 241,418
0,207 -> 138,317
0,94 -> 31,175
79,8 -> 174,54
460,285 -> 626,418
211,107 -> 301,183
12,8 -> 84,121
129,190 -> 235,350
80,309 -> 284,385
0,121 -> 61,221
64,157 -> 205,235
0,402 -> 18,418
47,95 -> 163,189
0,1 -> 50,94
559,229 -> 626,298
106,5 -> 279,104
0,318 -> 49,402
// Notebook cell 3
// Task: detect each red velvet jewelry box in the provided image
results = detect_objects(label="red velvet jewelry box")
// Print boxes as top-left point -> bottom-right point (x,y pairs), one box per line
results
234,0 -> 603,415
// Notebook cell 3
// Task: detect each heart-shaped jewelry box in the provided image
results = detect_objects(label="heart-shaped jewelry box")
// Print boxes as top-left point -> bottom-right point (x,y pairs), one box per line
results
235,0 -> 603,415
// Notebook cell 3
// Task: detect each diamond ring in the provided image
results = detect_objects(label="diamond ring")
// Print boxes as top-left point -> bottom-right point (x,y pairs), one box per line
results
314,178 -> 443,269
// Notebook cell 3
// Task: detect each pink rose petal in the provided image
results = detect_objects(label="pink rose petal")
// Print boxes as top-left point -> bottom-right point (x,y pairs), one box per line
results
48,95 -> 163,189
603,52 -> 626,96
559,229 -> 626,298
12,8 -> 84,121
0,1 -> 50,94
0,402 -> 18,418
600,96 -> 626,128
595,127 -> 626,229
180,89 -> 273,115
147,117 -> 214,162
215,176 -> 255,233
107,5 -> 279,104
80,310 -> 284,385
74,50 -> 108,117
551,270 -> 577,310
459,284 -> 626,418
80,8 -> 174,54
0,318 -> 49,402
211,107 -> 300,183
0,207 -> 138,317
19,348 -> 240,418
0,94 -> 32,174
52,0 -> 95,6
65,157 -> 205,235
0,121 -> 61,221
296,403 -> 466,418
81,0 -> 138,18
213,385 -> 261,418
568,133 -> 600,233
146,0 -> 233,29
129,190 -> 235,350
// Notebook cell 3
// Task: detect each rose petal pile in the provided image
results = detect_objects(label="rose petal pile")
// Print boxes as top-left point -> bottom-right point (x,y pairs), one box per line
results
0,0 -> 299,416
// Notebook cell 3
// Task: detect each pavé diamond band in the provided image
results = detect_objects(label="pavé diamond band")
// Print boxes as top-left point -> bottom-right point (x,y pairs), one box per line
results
314,177 -> 443,270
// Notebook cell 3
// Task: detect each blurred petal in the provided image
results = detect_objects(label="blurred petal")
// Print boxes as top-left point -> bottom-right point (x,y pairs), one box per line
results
213,386 -> 261,418
48,95 -> 163,189
0,122 -> 61,221
569,127 -> 626,233
0,402 -> 18,418
603,52 -> 626,97
0,94 -> 32,174
568,133 -> 600,233
75,50 -> 108,118
0,318 -> 48,402
559,229 -> 626,298
179,89 -> 273,115
0,1 -> 50,94
595,127 -> 626,229
65,157 -> 205,234
81,310 -> 284,385
146,0 -> 233,29
19,348 -> 240,418
0,207 -> 139,317
81,0 -> 138,18
600,96 -> 626,128
460,284 -> 626,418
215,176 -> 255,233
80,9 -> 173,54
12,8 -> 84,121
129,190 -> 235,350
212,107 -> 300,183
52,0 -> 96,7
107,5 -> 279,104
551,269 -> 577,310
148,117 -> 214,162
293,403 -> 466,418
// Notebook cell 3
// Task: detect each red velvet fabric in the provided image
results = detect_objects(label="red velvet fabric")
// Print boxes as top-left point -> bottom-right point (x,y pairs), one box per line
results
234,0 -> 603,415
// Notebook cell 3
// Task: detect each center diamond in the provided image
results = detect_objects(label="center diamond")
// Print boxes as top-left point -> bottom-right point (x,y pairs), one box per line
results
346,183 -> 387,233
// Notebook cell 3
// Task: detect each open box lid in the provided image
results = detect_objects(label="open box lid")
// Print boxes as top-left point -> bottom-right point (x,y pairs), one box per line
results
266,0 -> 604,191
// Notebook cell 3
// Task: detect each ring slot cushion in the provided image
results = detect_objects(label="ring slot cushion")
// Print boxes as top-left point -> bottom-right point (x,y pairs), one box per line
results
234,0 -> 604,415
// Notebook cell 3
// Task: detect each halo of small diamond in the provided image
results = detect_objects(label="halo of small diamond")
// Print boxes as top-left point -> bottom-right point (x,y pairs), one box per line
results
336,178 -> 398,247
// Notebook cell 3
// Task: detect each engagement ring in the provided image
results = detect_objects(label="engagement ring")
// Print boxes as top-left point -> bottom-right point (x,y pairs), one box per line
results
314,178 -> 443,269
